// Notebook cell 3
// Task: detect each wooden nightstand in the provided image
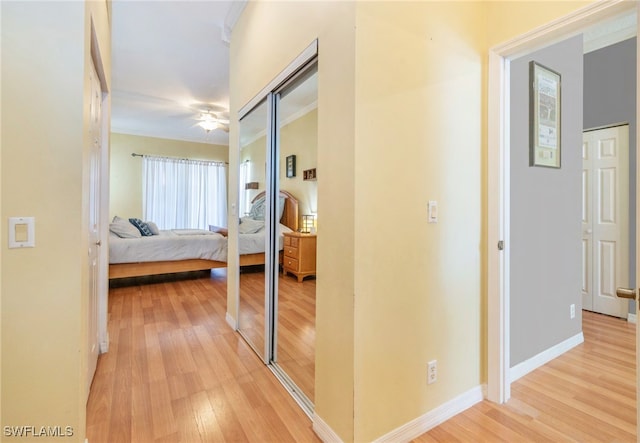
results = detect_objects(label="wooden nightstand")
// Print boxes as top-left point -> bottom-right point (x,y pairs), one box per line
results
282,232 -> 317,282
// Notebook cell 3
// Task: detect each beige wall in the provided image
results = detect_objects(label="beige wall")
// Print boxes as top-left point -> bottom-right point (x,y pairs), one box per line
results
280,109 -> 318,219
1,0 -> 111,441
353,2 -> 485,440
230,1 -> 356,440
109,133 -> 228,220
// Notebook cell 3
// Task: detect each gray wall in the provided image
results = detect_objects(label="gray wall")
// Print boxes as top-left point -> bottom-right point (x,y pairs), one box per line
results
510,35 -> 584,367
583,37 -> 637,312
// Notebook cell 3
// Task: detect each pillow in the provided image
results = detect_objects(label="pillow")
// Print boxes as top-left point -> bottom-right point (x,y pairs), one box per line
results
239,217 -> 265,234
129,218 -> 154,236
145,221 -> 160,235
109,218 -> 141,238
248,196 -> 286,221
249,197 -> 266,220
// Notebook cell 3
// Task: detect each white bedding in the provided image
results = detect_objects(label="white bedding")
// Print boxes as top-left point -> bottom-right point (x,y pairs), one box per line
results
109,229 -> 227,264
109,224 -> 293,264
239,223 -> 293,255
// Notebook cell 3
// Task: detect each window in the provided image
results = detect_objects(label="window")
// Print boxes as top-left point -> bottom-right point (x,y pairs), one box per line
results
143,156 -> 227,229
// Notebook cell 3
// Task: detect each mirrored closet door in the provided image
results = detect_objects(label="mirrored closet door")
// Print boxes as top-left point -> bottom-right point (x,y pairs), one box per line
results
273,64 -> 318,407
236,44 -> 318,415
238,98 -> 269,361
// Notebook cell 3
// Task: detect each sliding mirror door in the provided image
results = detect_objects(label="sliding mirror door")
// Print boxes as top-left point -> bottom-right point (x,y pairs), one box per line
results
272,63 -> 318,407
236,41 -> 318,415
238,99 -> 269,360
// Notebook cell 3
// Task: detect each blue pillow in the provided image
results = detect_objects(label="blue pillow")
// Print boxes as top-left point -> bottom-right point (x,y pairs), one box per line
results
129,218 -> 153,236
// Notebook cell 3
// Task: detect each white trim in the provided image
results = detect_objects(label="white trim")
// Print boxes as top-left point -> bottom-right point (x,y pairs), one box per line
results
487,0 -> 636,406
222,0 -> 248,45
99,333 -> 109,354
372,386 -> 484,443
510,332 -> 584,383
312,413 -> 344,443
492,0 -> 633,58
628,312 -> 637,324
225,312 -> 237,330
487,50 -> 510,404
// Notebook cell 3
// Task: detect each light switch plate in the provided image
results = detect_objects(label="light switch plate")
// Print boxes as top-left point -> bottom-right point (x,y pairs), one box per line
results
9,217 -> 35,248
428,200 -> 438,223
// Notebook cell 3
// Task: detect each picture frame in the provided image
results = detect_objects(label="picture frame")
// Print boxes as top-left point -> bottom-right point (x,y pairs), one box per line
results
286,155 -> 296,178
529,61 -> 561,168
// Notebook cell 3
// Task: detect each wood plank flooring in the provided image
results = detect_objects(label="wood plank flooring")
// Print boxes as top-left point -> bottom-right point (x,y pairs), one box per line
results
414,310 -> 636,442
87,269 -> 320,443
238,266 -> 316,400
90,272 -> 636,443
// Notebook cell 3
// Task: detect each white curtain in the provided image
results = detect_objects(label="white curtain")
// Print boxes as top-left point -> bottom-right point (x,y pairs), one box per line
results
143,156 -> 227,230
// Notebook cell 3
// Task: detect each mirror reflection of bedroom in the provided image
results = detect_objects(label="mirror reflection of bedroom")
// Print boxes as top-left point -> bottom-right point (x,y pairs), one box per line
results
238,63 -> 318,409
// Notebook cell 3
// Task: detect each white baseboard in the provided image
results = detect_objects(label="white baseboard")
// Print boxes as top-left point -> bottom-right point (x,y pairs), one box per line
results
628,313 -> 637,324
313,413 -> 344,443
99,333 -> 109,354
373,385 -> 484,443
225,312 -> 237,330
510,332 -> 584,383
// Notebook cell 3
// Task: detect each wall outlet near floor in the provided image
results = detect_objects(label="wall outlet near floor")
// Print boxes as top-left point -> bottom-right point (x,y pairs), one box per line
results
570,304 -> 576,319
427,360 -> 437,384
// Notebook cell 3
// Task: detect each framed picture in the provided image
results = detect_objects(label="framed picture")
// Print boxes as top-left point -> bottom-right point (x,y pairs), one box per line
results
286,155 -> 296,178
530,61 -> 561,168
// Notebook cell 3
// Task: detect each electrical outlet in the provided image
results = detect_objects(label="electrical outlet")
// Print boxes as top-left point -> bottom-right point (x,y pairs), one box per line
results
427,360 -> 437,384
570,304 -> 575,319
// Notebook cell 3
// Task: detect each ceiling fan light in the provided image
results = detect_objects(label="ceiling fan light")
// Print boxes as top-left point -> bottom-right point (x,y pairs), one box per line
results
198,120 -> 220,132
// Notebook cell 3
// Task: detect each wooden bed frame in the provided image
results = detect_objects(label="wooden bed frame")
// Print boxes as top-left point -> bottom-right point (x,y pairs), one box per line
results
109,190 -> 299,279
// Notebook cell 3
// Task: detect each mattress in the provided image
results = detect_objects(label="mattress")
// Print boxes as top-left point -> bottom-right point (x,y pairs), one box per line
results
238,223 -> 293,255
109,229 -> 227,264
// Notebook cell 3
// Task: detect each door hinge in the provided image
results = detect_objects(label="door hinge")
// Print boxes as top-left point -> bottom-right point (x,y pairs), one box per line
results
498,240 -> 504,251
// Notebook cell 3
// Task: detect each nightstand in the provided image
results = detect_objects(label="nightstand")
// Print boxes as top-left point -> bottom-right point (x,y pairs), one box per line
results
283,232 -> 317,282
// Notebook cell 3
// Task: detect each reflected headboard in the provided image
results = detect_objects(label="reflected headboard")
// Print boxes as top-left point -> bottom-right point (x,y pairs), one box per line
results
251,190 -> 299,232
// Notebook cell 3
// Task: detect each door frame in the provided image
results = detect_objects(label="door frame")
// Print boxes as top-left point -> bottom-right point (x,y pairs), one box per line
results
487,0 -> 638,405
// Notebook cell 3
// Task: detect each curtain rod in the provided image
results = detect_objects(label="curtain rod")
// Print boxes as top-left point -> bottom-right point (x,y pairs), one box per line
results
131,153 -> 228,165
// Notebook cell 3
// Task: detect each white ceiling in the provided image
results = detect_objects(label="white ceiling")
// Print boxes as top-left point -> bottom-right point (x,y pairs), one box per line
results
111,0 -> 243,146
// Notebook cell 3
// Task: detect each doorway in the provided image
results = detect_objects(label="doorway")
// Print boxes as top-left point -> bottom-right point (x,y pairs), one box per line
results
487,2 -> 639,408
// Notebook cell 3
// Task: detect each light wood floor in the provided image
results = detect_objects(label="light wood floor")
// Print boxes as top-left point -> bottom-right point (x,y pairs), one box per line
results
415,310 -> 636,442
238,266 -> 316,400
87,269 -> 320,443
89,273 -> 636,443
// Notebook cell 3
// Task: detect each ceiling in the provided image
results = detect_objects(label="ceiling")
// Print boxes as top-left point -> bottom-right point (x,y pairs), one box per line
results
110,0 -> 245,146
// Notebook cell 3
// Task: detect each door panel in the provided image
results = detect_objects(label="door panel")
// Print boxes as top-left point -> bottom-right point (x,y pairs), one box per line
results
582,125 -> 629,318
582,140 -> 593,310
87,60 -> 102,396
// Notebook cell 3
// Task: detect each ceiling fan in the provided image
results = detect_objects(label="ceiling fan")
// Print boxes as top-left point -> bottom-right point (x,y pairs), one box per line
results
195,110 -> 229,133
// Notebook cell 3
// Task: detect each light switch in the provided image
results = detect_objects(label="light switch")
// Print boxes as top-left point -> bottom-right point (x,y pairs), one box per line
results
428,201 -> 438,223
9,217 -> 35,248
15,224 -> 28,242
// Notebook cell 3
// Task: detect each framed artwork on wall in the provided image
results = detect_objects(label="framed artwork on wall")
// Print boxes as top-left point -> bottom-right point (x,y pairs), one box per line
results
286,155 -> 296,178
530,61 -> 561,168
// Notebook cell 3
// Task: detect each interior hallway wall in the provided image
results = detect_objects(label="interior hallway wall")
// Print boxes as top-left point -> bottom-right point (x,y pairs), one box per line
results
510,35 -> 584,367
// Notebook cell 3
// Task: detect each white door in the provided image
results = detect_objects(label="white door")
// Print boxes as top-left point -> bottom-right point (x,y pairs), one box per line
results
87,60 -> 102,396
582,125 -> 629,318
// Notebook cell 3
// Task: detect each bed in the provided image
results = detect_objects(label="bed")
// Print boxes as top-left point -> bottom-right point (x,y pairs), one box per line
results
108,190 -> 299,279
